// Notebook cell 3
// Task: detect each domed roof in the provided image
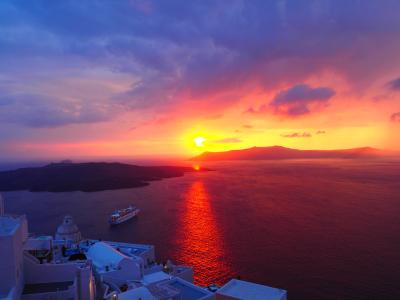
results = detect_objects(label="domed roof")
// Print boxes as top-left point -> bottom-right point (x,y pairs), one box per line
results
55,215 -> 82,242
57,215 -> 79,235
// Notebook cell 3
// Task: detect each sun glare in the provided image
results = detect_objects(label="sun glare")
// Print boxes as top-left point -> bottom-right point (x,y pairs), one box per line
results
194,136 -> 206,147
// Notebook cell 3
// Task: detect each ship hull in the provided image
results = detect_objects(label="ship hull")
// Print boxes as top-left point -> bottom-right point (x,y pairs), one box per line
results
109,209 -> 140,225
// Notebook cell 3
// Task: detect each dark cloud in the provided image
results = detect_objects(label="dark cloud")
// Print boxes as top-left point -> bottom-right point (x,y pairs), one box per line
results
243,124 -> 253,129
0,93 -> 114,128
213,138 -> 242,143
270,84 -> 335,116
316,130 -> 326,134
281,132 -> 312,138
391,112 -> 400,122
387,78 -> 400,91
247,84 -> 335,116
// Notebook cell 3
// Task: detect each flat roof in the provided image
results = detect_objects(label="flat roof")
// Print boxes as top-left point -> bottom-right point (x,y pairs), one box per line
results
79,240 -> 153,255
217,279 -> 287,300
143,271 -> 170,285
0,215 -> 21,236
23,281 -> 74,294
168,280 -> 210,300
107,241 -> 153,255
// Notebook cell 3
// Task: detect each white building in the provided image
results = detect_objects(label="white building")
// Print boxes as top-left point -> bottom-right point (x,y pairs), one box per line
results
55,215 -> 82,243
117,286 -> 156,300
87,241 -> 144,282
0,214 -> 95,300
0,211 -> 287,300
0,214 -> 28,300
216,279 -> 287,300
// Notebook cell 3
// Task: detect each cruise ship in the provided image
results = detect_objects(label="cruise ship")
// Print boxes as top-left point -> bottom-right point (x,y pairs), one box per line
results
109,206 -> 140,225
0,195 -> 287,300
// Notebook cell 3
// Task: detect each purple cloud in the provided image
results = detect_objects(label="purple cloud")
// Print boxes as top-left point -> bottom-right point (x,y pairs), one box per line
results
281,132 -> 312,138
0,93 -> 114,128
270,84 -> 335,116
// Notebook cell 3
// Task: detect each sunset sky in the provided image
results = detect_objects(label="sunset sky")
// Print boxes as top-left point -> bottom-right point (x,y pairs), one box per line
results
1,0 -> 400,160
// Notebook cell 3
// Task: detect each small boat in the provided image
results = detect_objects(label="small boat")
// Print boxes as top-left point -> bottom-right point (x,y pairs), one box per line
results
109,205 -> 140,225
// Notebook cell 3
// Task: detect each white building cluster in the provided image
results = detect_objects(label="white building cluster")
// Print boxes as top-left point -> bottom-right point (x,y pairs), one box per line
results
0,212 -> 287,300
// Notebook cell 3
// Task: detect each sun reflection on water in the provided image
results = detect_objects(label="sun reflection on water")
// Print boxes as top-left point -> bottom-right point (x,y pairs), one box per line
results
175,180 -> 234,286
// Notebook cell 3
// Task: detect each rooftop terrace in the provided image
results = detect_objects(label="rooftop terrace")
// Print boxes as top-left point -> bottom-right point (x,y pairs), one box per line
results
169,280 -> 211,300
217,279 -> 287,300
79,239 -> 153,255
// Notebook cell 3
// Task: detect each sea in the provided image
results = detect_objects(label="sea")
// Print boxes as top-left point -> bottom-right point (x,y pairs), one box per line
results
2,159 -> 400,299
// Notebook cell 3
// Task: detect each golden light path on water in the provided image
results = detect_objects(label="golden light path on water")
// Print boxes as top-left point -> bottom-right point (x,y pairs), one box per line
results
175,180 -> 236,286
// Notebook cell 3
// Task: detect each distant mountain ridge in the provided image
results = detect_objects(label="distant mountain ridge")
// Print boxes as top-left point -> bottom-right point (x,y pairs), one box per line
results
0,162 -> 206,192
191,146 -> 386,161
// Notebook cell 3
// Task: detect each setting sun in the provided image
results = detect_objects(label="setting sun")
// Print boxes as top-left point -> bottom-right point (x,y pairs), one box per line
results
194,136 -> 206,147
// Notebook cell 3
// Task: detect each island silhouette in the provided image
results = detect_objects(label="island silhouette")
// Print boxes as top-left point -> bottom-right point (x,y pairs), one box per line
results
191,145 -> 386,161
0,162 -> 207,192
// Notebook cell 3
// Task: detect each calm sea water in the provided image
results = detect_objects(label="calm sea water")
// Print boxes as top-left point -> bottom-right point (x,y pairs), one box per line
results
3,159 -> 400,299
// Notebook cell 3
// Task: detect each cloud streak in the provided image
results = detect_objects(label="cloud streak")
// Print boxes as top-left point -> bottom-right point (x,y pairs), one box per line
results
242,125 -> 253,129
281,132 -> 312,138
0,93 -> 114,128
213,138 -> 242,144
